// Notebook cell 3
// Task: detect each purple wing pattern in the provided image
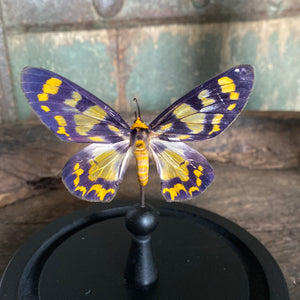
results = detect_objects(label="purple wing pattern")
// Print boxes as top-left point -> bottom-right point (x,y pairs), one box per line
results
21,67 -> 130,143
62,141 -> 131,202
149,65 -> 254,142
150,140 -> 214,201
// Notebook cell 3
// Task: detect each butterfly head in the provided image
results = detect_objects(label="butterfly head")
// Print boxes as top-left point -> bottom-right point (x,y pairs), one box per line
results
131,98 -> 148,129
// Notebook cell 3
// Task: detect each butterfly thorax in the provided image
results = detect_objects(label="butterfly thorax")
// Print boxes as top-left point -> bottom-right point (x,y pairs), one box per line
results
130,117 -> 150,186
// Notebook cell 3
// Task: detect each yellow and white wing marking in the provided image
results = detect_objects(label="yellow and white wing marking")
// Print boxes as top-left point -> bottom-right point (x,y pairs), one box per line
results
62,140 -> 132,202
150,139 -> 214,201
149,65 -> 254,142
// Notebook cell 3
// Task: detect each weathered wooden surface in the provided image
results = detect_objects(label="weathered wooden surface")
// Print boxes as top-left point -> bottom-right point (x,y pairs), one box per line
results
0,162 -> 299,299
0,112 -> 299,207
0,112 -> 299,298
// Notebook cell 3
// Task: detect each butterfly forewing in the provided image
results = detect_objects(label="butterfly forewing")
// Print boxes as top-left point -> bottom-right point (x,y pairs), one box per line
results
150,140 -> 214,201
62,141 -> 131,202
21,67 -> 130,143
149,65 -> 254,142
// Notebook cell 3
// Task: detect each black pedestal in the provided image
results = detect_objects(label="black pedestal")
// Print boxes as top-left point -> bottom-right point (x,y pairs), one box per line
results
0,200 -> 289,299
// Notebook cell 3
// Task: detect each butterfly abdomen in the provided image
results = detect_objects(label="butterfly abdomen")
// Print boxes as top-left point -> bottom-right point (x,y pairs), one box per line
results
134,140 -> 149,186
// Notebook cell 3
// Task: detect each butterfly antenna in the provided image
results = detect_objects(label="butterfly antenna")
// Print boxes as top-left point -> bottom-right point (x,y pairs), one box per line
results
133,98 -> 141,119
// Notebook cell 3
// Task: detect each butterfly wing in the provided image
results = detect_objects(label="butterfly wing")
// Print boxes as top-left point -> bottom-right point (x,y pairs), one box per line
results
149,65 -> 254,142
62,140 -> 131,202
21,67 -> 130,143
150,139 -> 214,201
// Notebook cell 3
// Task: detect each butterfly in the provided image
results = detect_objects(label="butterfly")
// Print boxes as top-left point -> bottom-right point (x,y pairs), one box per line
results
21,65 -> 254,202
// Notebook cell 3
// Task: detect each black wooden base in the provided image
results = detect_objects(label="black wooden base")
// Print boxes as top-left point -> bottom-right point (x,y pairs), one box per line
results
0,200 -> 289,299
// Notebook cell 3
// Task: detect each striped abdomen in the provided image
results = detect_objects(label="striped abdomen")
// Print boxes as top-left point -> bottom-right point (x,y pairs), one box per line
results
134,140 -> 149,186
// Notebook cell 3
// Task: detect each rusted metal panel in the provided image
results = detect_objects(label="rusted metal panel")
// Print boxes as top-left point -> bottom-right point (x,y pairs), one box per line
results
118,17 -> 300,112
1,2 -> 300,122
1,0 -> 96,29
1,0 -> 299,30
7,29 -> 118,120
0,19 -> 16,123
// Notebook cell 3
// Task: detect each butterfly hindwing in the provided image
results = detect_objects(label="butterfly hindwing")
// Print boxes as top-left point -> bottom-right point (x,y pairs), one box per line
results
150,139 -> 214,201
21,67 -> 130,143
149,65 -> 254,142
62,141 -> 131,202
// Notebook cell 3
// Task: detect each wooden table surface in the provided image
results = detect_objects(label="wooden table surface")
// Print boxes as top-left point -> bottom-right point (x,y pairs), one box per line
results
0,163 -> 299,299
0,113 -> 299,299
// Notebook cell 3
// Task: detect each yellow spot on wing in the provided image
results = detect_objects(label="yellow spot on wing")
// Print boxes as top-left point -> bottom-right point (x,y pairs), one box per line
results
41,105 -> 50,112
196,178 -> 202,186
209,125 -> 220,135
57,126 -> 70,137
54,115 -> 69,137
72,91 -> 82,100
74,114 -> 100,136
192,165 -> 204,191
88,150 -> 119,181
131,117 -> 148,130
201,98 -> 215,107
108,124 -> 120,132
38,93 -> 48,101
73,167 -> 84,186
218,77 -> 236,94
54,116 -> 67,126
85,105 -> 107,120
186,123 -> 204,134
211,114 -> 223,124
181,113 -> 206,134
218,76 -> 233,85
74,114 -> 99,125
189,186 -> 199,196
178,135 -> 191,140
173,103 -> 197,119
163,183 -> 187,201
42,85 -> 57,94
159,149 -> 189,182
65,91 -> 82,107
221,83 -> 236,93
229,91 -> 239,100
88,137 -> 104,142
181,113 -> 205,124
159,123 -> 172,131
193,169 -> 201,177
46,77 -> 62,86
54,115 -> 67,126
197,89 -> 209,99
88,184 -> 115,201
37,77 -> 62,102
72,163 -> 86,195
227,104 -> 236,111
208,111 -> 223,134
75,186 -> 86,196
43,77 -> 62,95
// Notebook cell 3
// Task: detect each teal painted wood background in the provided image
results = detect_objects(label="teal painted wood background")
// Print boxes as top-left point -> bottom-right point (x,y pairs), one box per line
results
0,0 -> 299,122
